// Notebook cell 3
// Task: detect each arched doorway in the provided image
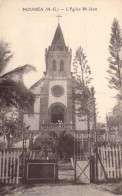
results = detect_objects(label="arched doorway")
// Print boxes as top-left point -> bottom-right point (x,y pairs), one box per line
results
51,105 -> 65,123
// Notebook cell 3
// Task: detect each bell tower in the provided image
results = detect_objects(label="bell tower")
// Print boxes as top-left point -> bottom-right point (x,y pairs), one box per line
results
39,22 -> 74,126
45,23 -> 72,78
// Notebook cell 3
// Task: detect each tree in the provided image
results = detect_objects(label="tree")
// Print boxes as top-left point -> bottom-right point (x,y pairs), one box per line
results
106,19 -> 122,141
107,18 -> 122,93
0,40 -> 36,147
73,46 -> 94,137
107,103 -> 122,133
0,39 -> 36,114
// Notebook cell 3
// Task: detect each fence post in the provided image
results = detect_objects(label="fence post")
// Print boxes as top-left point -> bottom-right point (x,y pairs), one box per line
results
0,151 -> 2,183
91,87 -> 98,183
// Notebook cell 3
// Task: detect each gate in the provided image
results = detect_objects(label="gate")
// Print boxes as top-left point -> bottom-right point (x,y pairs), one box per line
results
74,132 -> 94,183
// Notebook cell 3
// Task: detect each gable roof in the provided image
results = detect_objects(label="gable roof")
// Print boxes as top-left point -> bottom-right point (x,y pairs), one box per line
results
29,76 -> 45,90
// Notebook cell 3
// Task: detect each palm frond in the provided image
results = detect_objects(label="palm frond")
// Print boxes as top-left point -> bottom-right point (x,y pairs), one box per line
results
0,78 -> 35,114
0,40 -> 13,73
1,64 -> 36,79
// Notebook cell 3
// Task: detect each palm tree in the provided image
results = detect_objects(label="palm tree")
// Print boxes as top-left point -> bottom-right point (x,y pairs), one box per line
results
0,39 -> 36,115
0,39 -> 36,149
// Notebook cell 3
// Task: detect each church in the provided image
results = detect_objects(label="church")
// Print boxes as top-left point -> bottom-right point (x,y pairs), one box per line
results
24,23 -> 88,134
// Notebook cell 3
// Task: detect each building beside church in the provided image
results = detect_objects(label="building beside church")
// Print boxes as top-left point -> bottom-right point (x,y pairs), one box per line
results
24,23 -> 89,134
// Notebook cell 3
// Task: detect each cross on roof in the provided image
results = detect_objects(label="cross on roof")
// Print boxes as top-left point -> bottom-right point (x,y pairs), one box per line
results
56,15 -> 62,23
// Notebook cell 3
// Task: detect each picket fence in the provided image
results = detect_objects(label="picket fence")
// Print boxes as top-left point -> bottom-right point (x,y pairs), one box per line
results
98,144 -> 122,180
0,145 -> 122,184
0,150 -> 22,184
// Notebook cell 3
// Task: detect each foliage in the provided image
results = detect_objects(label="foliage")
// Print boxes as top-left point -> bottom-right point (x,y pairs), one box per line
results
106,19 -> 122,139
0,110 -> 31,148
97,122 -> 106,129
57,131 -> 74,159
0,79 -> 35,115
0,39 -> 36,114
73,46 -> 92,86
107,102 -> 122,131
33,131 -> 74,160
0,40 -> 13,74
106,18 -> 122,91
73,46 -> 94,120
33,131 -> 58,157
0,39 -> 36,148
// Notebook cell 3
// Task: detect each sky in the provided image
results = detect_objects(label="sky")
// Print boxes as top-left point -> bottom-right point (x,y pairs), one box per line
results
0,0 -> 122,123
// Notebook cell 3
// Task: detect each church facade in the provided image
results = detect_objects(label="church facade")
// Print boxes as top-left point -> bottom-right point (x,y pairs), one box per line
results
24,23 -> 88,133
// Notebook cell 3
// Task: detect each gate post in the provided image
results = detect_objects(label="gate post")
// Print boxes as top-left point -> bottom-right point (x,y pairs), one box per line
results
74,160 -> 76,184
94,131 -> 98,183
91,87 -> 98,183
74,132 -> 76,184
90,155 -> 95,183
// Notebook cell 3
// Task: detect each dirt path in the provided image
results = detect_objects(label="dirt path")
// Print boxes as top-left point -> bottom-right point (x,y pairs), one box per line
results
0,183 -> 119,196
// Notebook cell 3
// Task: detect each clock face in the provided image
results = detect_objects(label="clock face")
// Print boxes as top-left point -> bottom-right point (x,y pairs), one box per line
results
51,85 -> 64,97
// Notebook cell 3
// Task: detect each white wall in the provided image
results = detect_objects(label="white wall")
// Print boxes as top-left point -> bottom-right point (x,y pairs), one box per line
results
48,80 -> 67,107
76,114 -> 87,131
34,96 -> 40,113
75,114 -> 93,131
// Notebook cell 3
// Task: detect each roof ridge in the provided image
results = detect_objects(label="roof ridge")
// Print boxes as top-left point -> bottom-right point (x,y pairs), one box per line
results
29,76 -> 45,89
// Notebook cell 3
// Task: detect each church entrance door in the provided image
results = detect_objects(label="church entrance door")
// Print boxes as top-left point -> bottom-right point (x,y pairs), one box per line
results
51,105 -> 64,123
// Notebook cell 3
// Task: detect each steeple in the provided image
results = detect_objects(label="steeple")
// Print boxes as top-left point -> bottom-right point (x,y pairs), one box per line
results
45,22 -> 72,77
49,23 -> 67,51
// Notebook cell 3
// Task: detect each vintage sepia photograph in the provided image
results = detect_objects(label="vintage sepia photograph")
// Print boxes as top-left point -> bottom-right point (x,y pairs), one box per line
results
0,0 -> 122,195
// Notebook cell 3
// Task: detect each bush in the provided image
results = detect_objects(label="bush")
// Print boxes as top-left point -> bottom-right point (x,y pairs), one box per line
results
33,131 -> 74,160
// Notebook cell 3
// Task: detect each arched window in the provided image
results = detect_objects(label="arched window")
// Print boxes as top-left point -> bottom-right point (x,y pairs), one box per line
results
52,59 -> 56,71
60,60 -> 64,71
